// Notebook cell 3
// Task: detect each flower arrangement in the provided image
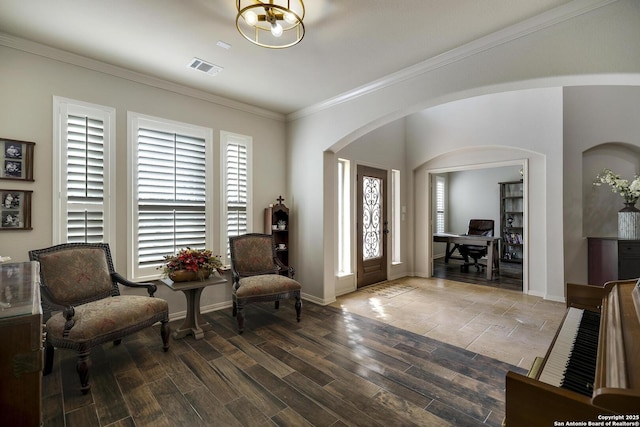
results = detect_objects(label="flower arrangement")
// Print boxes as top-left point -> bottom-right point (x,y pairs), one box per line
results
160,248 -> 222,281
594,168 -> 640,205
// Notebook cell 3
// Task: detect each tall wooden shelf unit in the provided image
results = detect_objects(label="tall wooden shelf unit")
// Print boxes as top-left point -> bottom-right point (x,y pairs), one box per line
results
264,198 -> 289,273
500,180 -> 524,263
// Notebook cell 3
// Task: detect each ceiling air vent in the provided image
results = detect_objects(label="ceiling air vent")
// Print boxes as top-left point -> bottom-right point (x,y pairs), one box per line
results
187,57 -> 223,76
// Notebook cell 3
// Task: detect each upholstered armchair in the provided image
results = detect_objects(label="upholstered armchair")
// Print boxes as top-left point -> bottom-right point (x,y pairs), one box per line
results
29,243 -> 170,394
229,233 -> 302,334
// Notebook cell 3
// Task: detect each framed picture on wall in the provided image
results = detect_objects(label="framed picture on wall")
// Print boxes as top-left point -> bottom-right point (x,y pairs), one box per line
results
0,190 -> 32,230
0,138 -> 35,181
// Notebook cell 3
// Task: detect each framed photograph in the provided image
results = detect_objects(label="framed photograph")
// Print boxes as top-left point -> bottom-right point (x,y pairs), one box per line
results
0,190 -> 32,230
0,138 -> 35,181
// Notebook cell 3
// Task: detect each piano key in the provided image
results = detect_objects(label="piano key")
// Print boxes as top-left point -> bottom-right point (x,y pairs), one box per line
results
538,307 -> 601,395
539,307 -> 583,386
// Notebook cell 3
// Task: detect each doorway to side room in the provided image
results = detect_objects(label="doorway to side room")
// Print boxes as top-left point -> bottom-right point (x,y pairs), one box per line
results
428,164 -> 526,291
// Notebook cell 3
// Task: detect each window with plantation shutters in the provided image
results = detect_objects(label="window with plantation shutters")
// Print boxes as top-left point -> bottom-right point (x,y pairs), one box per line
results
221,131 -> 252,264
129,113 -> 213,280
435,175 -> 446,233
53,97 -> 115,246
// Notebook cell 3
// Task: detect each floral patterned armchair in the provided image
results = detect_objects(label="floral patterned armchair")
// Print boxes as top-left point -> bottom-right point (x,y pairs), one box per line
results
229,233 -> 301,334
29,243 -> 170,394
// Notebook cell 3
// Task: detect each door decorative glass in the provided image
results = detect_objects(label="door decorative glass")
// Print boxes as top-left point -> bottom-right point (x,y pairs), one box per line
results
362,175 -> 382,260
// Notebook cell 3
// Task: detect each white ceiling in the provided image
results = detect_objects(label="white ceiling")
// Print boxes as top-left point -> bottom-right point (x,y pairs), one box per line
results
0,0 -> 578,115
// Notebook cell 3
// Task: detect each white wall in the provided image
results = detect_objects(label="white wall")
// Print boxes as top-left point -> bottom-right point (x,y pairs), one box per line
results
448,167 -> 521,234
0,45 -> 287,317
289,0 -> 640,304
408,88 -> 562,299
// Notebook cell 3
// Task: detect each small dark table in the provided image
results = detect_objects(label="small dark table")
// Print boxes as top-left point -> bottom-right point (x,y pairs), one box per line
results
162,275 -> 227,339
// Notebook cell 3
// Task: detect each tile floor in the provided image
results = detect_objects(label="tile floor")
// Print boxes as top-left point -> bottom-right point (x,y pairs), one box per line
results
330,276 -> 567,370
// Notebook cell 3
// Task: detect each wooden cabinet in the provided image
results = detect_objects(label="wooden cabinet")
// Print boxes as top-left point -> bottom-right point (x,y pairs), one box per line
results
499,181 -> 524,263
264,199 -> 289,272
588,237 -> 640,284
0,261 -> 43,427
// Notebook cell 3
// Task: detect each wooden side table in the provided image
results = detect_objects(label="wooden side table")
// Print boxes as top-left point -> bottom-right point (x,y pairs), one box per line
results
162,275 -> 227,339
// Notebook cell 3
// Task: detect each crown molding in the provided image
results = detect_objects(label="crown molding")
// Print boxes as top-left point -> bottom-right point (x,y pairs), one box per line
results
287,0 -> 620,122
0,33 -> 286,122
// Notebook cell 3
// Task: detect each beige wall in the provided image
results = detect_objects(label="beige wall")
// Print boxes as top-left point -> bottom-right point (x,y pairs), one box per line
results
0,45 -> 287,317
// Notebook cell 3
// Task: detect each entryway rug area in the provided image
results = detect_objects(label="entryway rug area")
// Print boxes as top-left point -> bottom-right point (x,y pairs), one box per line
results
359,281 -> 416,298
42,300 -> 524,427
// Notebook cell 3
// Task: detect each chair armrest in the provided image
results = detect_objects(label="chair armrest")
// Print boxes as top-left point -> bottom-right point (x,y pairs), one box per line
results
111,272 -> 157,297
232,270 -> 240,287
39,286 -> 69,321
275,258 -> 295,278
62,306 -> 76,337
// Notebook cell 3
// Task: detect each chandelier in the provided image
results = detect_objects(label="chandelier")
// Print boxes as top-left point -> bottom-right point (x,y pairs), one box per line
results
236,0 -> 305,49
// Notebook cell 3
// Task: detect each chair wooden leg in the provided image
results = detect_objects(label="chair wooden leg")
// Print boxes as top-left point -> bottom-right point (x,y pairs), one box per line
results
113,339 -> 122,345
236,302 -> 245,334
274,300 -> 280,309
232,300 -> 238,317
295,297 -> 302,322
76,350 -> 91,394
160,320 -> 170,352
43,341 -> 54,375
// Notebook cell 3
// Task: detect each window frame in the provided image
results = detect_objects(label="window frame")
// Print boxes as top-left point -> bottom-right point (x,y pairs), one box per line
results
127,112 -> 214,280
435,175 -> 446,233
391,169 -> 401,264
337,158 -> 352,275
220,131 -> 253,265
52,96 -> 116,248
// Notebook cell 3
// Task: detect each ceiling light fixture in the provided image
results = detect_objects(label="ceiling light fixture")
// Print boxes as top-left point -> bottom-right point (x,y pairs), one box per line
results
236,0 -> 305,49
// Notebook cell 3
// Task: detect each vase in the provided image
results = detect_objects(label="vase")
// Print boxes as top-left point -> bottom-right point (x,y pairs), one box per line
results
618,202 -> 640,240
197,269 -> 211,281
170,269 -> 211,282
169,269 -> 197,282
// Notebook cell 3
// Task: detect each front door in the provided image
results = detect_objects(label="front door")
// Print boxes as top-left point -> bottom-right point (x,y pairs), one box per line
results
356,165 -> 388,288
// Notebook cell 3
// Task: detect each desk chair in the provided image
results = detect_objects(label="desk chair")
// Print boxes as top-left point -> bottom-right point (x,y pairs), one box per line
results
458,219 -> 494,272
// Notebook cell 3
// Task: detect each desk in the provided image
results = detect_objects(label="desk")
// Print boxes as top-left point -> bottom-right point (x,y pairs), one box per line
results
162,275 -> 227,339
433,233 -> 500,280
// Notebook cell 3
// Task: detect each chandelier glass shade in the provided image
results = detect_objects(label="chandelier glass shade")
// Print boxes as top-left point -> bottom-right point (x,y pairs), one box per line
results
236,0 -> 305,49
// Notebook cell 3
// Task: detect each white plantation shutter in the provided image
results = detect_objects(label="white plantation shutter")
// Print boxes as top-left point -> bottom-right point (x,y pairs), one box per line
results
226,142 -> 248,238
53,98 -> 114,245
66,115 -> 105,242
136,127 -> 207,268
436,176 -> 445,233
221,132 -> 252,264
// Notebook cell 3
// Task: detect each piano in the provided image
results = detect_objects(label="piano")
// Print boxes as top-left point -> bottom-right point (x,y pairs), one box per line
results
505,279 -> 640,426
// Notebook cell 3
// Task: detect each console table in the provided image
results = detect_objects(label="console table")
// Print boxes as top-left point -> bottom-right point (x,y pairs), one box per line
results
588,237 -> 640,285
0,261 -> 42,427
162,274 -> 227,340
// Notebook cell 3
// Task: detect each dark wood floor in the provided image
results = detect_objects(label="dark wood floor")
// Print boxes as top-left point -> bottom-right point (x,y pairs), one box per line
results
433,257 -> 523,291
42,300 -> 525,427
